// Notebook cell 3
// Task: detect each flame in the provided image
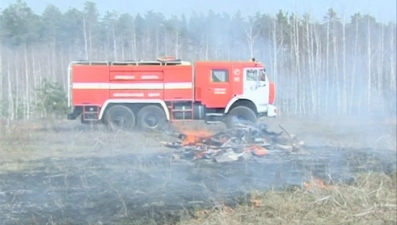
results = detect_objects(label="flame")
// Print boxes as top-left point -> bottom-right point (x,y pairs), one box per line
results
246,145 -> 268,156
303,178 -> 327,190
179,130 -> 213,145
170,122 -> 214,145
250,198 -> 261,208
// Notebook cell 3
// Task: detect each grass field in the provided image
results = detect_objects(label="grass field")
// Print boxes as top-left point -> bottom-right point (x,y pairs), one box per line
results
0,116 -> 396,225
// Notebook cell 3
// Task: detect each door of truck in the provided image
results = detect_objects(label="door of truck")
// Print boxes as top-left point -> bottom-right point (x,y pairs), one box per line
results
202,68 -> 232,108
242,68 -> 269,107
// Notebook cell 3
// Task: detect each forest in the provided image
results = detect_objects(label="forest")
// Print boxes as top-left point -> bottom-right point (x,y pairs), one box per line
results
0,0 -> 395,120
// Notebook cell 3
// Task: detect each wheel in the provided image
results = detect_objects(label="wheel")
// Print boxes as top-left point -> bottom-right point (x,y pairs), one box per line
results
225,106 -> 257,129
137,105 -> 167,131
104,105 -> 136,130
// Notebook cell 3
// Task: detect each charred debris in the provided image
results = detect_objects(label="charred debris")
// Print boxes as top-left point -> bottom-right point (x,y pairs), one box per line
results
160,121 -> 305,163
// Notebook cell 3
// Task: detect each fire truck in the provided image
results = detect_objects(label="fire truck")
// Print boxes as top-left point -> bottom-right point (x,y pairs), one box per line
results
66,57 -> 277,130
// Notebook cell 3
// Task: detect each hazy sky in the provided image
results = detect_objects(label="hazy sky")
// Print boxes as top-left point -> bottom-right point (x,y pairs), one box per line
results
0,0 -> 396,23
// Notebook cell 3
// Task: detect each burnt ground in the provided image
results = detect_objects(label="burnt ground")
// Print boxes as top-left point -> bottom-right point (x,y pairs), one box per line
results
0,118 -> 396,225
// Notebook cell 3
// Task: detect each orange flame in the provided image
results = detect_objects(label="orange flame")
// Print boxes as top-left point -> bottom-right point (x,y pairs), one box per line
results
303,178 -> 327,190
171,123 -> 213,145
181,130 -> 213,145
246,145 -> 268,156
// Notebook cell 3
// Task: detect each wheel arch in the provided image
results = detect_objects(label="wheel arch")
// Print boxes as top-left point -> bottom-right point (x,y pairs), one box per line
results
98,99 -> 170,121
224,97 -> 257,115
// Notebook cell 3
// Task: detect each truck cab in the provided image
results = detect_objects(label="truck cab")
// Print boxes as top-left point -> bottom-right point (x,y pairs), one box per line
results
194,59 -> 277,126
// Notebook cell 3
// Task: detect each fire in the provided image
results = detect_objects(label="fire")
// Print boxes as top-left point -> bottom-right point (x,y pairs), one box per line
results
177,129 -> 213,145
245,145 -> 268,156
181,131 -> 211,145
250,198 -> 261,208
303,178 -> 327,190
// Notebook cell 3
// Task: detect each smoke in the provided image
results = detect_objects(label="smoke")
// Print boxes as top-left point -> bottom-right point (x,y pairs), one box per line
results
1,4 -> 396,225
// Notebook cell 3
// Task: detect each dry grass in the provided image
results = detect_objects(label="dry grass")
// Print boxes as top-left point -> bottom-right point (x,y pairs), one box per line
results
0,119 -> 169,173
181,172 -> 397,225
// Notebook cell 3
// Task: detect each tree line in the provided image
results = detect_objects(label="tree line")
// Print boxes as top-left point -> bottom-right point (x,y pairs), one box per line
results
0,0 -> 395,120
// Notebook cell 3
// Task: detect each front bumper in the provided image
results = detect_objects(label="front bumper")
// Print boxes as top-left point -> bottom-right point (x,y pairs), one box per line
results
257,104 -> 277,117
266,104 -> 277,117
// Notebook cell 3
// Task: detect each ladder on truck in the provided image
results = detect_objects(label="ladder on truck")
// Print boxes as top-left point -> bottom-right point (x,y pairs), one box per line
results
81,105 -> 100,123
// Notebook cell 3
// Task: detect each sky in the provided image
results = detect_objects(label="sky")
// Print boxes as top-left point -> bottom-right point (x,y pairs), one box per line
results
0,0 -> 396,23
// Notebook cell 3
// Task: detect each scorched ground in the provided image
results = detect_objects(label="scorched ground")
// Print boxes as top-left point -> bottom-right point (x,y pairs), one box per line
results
0,118 -> 395,225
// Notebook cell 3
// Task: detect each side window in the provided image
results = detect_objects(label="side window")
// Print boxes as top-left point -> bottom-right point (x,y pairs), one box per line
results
246,69 -> 258,81
211,69 -> 229,83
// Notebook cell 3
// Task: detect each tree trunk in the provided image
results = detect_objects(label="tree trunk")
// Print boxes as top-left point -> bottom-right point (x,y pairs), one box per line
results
112,25 -> 117,60
31,47 -> 38,118
14,53 -> 19,120
24,43 -> 30,119
349,18 -> 359,114
174,30 -> 180,59
325,20 -> 330,114
83,17 -> 89,60
293,16 -> 302,114
314,28 -> 322,116
377,24 -> 384,112
7,60 -> 14,121
342,19 -> 347,114
272,20 -> 278,86
366,18 -> 372,112
333,22 -> 340,115
307,18 -> 316,115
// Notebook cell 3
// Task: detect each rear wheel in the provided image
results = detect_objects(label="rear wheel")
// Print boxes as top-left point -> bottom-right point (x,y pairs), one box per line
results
225,106 -> 257,129
137,105 -> 167,131
104,105 -> 136,131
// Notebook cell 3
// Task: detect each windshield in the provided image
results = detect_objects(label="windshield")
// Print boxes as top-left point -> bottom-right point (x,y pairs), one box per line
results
259,69 -> 266,82
246,68 -> 267,82
246,69 -> 258,81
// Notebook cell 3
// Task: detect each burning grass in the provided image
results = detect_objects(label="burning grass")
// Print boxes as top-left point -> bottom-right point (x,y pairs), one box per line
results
180,172 -> 397,225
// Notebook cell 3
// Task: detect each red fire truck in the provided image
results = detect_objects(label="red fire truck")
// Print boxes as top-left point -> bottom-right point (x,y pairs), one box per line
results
66,57 -> 277,130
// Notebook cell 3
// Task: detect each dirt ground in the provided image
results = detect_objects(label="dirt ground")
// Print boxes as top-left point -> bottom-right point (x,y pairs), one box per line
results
0,116 -> 396,225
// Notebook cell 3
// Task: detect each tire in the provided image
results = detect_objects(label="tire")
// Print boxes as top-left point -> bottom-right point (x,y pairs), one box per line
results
104,105 -> 136,131
225,106 -> 257,129
137,105 -> 167,131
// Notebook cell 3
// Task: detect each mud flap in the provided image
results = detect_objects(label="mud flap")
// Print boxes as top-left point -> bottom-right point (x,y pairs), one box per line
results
67,107 -> 82,120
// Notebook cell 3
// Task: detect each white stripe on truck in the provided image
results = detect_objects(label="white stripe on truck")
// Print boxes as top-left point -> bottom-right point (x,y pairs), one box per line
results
72,82 -> 192,90
114,75 -> 135,79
